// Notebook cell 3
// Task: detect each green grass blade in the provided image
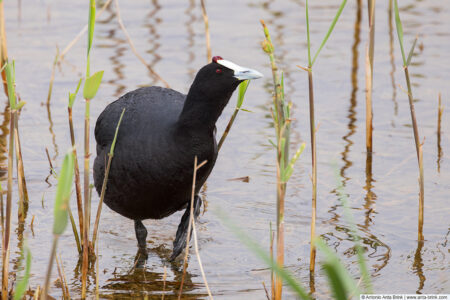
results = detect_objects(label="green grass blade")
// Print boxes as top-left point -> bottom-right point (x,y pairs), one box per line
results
283,143 -> 306,182
109,108 -> 126,155
305,0 -> 311,67
393,0 -> 406,66
216,208 -> 312,299
69,78 -> 83,108
53,151 -> 75,235
322,262 -> 348,300
237,80 -> 250,108
87,0 -> 96,76
5,61 -> 17,109
83,70 -> 104,100
315,238 -> 360,296
406,36 -> 418,67
13,241 -> 32,300
311,0 -> 347,66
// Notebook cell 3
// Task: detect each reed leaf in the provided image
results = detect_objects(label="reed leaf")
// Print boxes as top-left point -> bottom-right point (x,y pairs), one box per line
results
281,143 -> 306,182
406,36 -> 418,67
69,78 -> 83,108
311,0 -> 347,66
237,80 -> 250,108
393,0 -> 406,65
305,0 -> 311,66
13,241 -> 31,300
87,0 -> 96,76
83,70 -> 103,100
5,61 -> 16,109
53,151 -> 75,235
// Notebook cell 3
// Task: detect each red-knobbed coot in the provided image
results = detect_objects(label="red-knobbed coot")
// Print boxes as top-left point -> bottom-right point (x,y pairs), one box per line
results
93,56 -> 263,260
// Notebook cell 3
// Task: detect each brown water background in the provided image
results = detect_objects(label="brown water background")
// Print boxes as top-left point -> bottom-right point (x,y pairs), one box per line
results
2,0 -> 449,298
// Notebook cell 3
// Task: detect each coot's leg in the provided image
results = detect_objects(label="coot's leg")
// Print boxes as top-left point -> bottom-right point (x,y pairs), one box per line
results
170,195 -> 202,261
134,220 -> 148,249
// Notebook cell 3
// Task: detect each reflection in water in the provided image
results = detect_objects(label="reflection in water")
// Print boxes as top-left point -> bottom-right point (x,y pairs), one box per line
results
340,0 -> 362,184
97,3 -> 127,97
46,102 -> 58,160
327,0 -> 391,280
100,246 -> 205,299
413,240 -> 425,294
388,0 -> 398,119
143,0 -> 163,87
185,0 -> 197,81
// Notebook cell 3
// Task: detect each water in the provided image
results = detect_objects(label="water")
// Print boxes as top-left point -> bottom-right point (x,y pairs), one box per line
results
2,0 -> 449,298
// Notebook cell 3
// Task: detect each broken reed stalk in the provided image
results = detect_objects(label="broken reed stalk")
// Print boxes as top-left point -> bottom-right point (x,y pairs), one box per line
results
178,157 -> 207,300
114,0 -> 170,88
200,0 -> 212,63
92,108 -> 126,248
46,49 -> 59,105
393,0 -> 424,241
68,78 -> 84,250
437,93 -> 443,172
261,20 -> 288,300
366,0 -> 375,153
56,254 -> 70,300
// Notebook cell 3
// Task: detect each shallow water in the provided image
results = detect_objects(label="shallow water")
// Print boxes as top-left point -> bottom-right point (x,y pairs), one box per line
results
2,0 -> 449,298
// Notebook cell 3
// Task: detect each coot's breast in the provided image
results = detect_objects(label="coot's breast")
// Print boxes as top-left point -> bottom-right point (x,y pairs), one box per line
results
93,86 -> 217,220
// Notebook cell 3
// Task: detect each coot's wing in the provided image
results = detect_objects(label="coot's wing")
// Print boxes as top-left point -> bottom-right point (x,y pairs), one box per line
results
95,86 -> 186,155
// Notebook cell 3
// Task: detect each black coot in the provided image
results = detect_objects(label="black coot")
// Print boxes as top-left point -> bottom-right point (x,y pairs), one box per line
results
93,56 -> 262,260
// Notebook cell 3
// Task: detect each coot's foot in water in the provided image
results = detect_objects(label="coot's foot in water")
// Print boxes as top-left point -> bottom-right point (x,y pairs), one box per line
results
170,195 -> 202,261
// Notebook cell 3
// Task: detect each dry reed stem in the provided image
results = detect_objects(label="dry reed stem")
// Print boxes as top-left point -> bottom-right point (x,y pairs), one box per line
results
42,236 -> 59,300
307,69 -> 317,274
68,107 -> 84,247
114,0 -> 170,88
81,98 -> 91,299
95,234 -> 99,300
46,49 -> 59,105
1,111 -> 14,300
55,254 -> 69,299
14,115 -> 28,223
262,282 -> 270,300
270,229 -> 274,300
59,0 -> 112,61
217,107 -> 238,151
437,93 -> 443,172
366,0 -> 375,153
192,218 -> 213,299
365,46 -> 373,153
403,66 -> 424,241
178,157 -> 207,300
200,0 -> 212,63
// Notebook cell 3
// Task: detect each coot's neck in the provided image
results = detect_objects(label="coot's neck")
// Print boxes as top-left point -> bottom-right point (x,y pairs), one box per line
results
176,82 -> 237,133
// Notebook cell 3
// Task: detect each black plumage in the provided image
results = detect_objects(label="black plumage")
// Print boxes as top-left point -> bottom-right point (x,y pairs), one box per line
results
93,58 -> 262,260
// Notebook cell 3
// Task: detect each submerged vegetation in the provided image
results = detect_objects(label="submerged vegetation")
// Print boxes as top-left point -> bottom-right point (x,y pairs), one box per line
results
0,0 -> 447,299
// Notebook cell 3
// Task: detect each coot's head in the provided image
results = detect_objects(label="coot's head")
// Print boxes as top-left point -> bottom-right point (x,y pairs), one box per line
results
190,56 -> 263,98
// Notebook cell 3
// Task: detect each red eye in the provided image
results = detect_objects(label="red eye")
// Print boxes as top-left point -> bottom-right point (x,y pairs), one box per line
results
216,68 -> 223,74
